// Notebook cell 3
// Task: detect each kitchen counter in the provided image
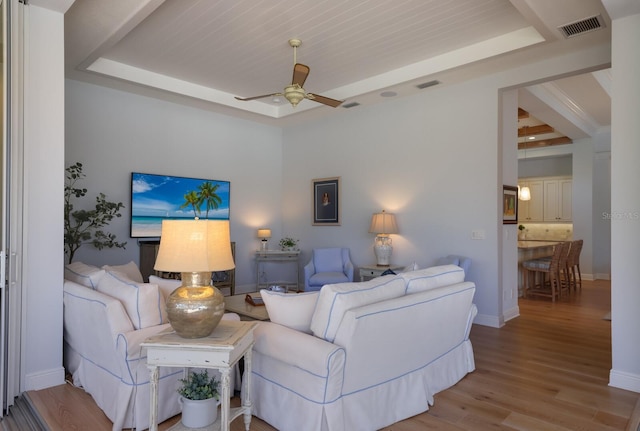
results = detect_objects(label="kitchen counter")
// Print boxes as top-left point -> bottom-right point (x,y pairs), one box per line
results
518,240 -> 560,249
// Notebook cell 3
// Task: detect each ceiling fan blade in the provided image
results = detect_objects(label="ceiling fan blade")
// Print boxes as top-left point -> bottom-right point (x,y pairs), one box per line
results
292,63 -> 310,87
235,93 -> 281,102
307,93 -> 343,108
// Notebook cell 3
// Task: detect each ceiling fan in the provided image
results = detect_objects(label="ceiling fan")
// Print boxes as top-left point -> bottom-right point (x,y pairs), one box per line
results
235,39 -> 343,108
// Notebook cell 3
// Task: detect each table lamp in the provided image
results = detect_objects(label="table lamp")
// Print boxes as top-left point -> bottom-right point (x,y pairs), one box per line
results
368,210 -> 399,266
154,219 -> 235,338
257,228 -> 271,251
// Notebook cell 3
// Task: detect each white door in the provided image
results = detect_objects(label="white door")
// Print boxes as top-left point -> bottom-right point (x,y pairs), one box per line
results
1,0 -> 24,414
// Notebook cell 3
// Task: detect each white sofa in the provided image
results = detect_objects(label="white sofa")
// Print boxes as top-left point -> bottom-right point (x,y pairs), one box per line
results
252,264 -> 477,431
63,262 -> 238,431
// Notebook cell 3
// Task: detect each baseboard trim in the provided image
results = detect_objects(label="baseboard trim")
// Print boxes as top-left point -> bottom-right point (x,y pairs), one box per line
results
609,369 -> 640,394
24,366 -> 65,391
473,313 -> 502,328
503,305 -> 520,322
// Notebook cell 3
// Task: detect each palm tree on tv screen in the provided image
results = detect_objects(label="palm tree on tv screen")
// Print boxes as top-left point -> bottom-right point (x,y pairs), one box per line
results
198,181 -> 222,219
181,190 -> 201,218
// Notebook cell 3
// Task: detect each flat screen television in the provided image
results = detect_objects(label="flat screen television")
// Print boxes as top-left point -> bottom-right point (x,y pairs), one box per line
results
130,172 -> 230,238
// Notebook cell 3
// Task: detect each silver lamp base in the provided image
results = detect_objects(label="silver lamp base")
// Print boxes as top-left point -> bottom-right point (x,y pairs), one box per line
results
165,271 -> 225,338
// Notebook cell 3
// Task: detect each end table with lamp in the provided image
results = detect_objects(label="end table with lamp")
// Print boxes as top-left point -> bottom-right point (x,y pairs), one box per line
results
142,320 -> 258,431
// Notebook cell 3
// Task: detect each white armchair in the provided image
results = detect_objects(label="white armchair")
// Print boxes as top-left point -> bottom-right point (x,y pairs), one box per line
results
303,248 -> 354,291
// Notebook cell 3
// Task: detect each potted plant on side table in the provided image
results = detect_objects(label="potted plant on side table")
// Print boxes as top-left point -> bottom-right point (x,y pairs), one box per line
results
177,369 -> 220,428
279,237 -> 298,251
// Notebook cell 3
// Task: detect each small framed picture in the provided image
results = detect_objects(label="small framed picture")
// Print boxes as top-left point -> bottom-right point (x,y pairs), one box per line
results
312,177 -> 340,225
503,185 -> 518,224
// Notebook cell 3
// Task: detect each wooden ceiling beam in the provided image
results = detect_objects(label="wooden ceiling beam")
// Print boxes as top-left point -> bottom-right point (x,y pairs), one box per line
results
518,136 -> 573,149
518,108 -> 529,119
518,124 -> 554,136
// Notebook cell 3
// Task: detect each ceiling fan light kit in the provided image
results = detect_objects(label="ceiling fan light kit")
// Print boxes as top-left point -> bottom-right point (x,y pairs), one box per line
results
235,39 -> 343,109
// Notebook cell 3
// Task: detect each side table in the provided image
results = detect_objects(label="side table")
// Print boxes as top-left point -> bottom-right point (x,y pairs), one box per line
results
142,320 -> 258,431
359,264 -> 405,281
255,250 -> 301,291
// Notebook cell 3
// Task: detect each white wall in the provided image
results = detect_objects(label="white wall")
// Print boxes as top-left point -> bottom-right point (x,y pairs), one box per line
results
609,11 -> 640,393
22,4 -> 66,390
65,80 -> 284,291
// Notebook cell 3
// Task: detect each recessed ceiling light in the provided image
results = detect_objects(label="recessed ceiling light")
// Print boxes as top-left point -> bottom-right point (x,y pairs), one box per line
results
380,91 -> 397,97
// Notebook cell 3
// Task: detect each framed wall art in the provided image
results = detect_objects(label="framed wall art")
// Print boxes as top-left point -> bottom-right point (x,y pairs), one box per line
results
312,176 -> 340,225
502,185 -> 518,224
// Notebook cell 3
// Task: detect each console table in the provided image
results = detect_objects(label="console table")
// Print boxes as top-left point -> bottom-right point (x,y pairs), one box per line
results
359,264 -> 405,281
142,320 -> 257,431
255,250 -> 301,292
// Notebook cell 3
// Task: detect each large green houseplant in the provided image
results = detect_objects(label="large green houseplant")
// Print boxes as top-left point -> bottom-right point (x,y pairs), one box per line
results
64,162 -> 127,264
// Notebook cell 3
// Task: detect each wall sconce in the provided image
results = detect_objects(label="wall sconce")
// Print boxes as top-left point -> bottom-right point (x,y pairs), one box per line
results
154,219 -> 235,338
368,210 -> 399,266
257,228 -> 271,251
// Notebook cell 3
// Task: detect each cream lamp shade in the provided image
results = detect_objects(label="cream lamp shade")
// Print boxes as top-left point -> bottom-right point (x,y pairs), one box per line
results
257,228 -> 272,250
155,219 -> 235,272
154,219 -> 234,338
368,210 -> 398,266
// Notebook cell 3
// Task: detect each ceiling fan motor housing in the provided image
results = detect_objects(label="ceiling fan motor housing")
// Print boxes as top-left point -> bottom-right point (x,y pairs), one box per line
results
284,84 -> 305,107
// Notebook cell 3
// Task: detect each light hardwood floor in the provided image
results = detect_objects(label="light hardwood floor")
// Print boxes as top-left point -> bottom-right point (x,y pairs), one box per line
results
27,279 -> 640,430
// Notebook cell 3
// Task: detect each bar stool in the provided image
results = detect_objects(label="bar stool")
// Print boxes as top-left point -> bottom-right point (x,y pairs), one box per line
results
567,239 -> 583,291
522,241 -> 569,302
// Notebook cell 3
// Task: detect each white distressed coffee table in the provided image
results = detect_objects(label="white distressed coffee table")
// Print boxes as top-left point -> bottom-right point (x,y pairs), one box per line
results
224,293 -> 270,321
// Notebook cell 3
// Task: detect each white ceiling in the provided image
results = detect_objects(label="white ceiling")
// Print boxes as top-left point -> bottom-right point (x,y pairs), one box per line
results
65,0 -> 614,134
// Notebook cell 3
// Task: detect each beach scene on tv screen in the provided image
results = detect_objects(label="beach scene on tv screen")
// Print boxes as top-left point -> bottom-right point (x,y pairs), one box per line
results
131,172 -> 230,237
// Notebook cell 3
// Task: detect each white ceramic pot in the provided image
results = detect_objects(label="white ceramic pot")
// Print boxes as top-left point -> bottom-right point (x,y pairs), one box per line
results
179,396 -> 219,428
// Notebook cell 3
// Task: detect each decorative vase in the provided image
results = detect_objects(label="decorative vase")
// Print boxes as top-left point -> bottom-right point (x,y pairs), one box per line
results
179,396 -> 219,428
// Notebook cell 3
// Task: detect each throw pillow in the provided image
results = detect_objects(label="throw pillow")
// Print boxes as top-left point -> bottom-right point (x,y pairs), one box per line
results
260,290 -> 319,334
97,271 -> 166,329
310,275 -> 405,342
64,261 -> 105,289
401,264 -> 465,295
399,262 -> 420,273
149,275 -> 181,301
102,261 -> 144,283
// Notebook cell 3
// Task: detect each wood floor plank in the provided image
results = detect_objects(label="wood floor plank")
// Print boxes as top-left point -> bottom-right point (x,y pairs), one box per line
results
25,280 -> 640,430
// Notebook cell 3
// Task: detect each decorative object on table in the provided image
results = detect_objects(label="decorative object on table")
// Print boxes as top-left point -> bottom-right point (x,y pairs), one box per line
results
245,293 -> 265,306
154,219 -> 235,338
502,185 -> 518,224
518,224 -> 526,240
257,228 -> 271,250
177,369 -> 221,428
368,210 -> 399,266
267,284 -> 288,293
64,162 -> 126,264
279,237 -> 299,251
130,172 -> 230,238
312,176 -> 340,225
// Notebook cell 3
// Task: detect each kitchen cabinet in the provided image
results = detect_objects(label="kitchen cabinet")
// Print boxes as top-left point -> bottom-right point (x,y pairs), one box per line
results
543,178 -> 572,221
518,180 -> 543,222
518,177 -> 572,223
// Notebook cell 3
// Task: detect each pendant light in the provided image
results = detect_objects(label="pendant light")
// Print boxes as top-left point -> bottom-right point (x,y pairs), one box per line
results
519,126 -> 531,201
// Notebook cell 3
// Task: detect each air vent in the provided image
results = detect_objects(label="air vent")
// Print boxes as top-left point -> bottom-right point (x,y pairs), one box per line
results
416,80 -> 440,90
342,102 -> 360,109
558,15 -> 605,38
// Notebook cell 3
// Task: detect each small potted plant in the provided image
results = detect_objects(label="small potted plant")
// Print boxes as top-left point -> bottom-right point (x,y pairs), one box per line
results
518,224 -> 526,240
177,369 -> 220,428
279,237 -> 298,251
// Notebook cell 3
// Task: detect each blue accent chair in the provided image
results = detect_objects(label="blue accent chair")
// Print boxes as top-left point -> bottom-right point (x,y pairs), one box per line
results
436,255 -> 472,279
304,248 -> 354,291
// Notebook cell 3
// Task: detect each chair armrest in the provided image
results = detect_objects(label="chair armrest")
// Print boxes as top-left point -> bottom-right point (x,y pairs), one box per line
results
303,259 -> 316,291
343,259 -> 354,281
